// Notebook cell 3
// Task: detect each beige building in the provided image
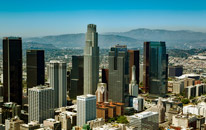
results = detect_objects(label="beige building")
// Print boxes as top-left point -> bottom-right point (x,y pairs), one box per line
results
5,117 -> 24,130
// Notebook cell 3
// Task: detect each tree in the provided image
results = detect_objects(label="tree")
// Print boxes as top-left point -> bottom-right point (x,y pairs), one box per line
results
181,98 -> 190,104
116,116 -> 129,124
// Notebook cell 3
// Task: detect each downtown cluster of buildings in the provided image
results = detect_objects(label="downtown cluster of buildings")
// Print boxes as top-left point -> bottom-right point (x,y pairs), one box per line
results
0,24 -> 205,130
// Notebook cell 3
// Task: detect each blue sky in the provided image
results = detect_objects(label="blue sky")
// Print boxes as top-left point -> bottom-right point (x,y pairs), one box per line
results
0,0 -> 206,37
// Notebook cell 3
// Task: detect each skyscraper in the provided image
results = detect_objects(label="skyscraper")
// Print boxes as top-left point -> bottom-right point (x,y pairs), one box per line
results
77,94 -> 96,127
128,50 -> 139,84
49,60 -> 67,108
101,69 -> 109,89
129,65 -> 139,97
26,50 -> 45,94
108,45 -> 129,103
3,37 -> 22,105
28,85 -> 54,123
143,41 -> 168,97
69,56 -> 84,99
84,24 -> 99,95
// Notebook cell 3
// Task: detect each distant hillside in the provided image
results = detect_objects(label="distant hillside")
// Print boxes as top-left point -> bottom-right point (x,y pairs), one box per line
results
106,28 -> 206,49
1,28 -> 206,49
24,34 -> 142,49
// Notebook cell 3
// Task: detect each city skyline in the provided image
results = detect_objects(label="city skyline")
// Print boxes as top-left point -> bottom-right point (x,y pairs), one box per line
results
0,0 -> 206,37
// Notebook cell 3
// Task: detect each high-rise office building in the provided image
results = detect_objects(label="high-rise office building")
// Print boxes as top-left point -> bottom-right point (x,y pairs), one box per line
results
128,50 -> 139,84
108,45 -> 129,103
3,37 -> 22,105
49,60 -> 67,108
143,41 -> 168,97
169,66 -> 183,77
84,24 -> 99,95
28,86 -> 54,123
69,56 -> 84,99
77,94 -> 96,127
26,50 -> 45,94
129,65 -> 139,97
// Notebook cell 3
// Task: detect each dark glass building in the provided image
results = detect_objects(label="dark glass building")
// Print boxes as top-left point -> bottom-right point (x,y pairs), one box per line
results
108,45 -> 129,103
69,56 -> 84,99
3,37 -> 22,105
128,50 -> 139,84
143,41 -> 168,97
169,66 -> 183,77
102,68 -> 109,90
26,50 -> 45,93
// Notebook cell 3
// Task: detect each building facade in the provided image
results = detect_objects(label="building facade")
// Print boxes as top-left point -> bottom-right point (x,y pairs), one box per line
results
129,65 -> 139,97
49,60 -> 67,108
3,37 -> 22,105
128,50 -> 139,85
77,94 -> 96,127
108,45 -> 129,103
26,50 -> 45,93
28,86 -> 54,123
84,24 -> 99,95
143,41 -> 168,97
69,56 -> 84,99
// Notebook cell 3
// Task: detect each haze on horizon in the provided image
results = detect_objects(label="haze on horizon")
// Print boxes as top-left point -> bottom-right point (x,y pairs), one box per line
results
0,0 -> 206,37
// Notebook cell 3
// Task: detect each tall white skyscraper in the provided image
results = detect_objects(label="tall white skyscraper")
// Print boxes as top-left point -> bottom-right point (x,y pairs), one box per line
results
28,85 -> 54,123
49,60 -> 67,108
129,65 -> 139,97
84,24 -> 99,95
77,94 -> 96,127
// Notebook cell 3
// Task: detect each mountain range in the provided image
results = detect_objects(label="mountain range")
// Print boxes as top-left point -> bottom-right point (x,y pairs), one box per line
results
1,28 -> 206,49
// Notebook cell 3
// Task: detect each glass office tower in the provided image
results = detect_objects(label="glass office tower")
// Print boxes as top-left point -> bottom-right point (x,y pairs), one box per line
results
143,41 -> 168,97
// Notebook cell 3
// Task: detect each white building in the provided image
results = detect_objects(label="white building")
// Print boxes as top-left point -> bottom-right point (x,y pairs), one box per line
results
49,60 -> 67,108
129,65 -> 138,97
133,97 -> 144,112
28,86 -> 54,123
127,111 -> 159,130
77,94 -> 96,127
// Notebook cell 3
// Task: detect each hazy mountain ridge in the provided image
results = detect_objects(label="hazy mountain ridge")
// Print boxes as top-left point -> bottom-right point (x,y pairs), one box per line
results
1,28 -> 206,49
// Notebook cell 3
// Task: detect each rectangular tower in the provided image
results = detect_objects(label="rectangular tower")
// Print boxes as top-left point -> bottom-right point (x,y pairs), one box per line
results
77,94 -> 96,127
49,60 -> 67,108
143,41 -> 168,97
108,45 -> 129,103
28,86 -> 54,123
69,56 -> 84,99
26,50 -> 45,93
84,24 -> 99,95
3,37 -> 22,105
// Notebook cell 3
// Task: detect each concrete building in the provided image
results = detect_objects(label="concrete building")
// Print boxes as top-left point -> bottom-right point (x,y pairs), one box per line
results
26,50 -> 45,95
95,83 -> 108,103
3,37 -> 22,105
172,80 -> 184,94
143,41 -> 168,97
108,45 -> 129,103
127,111 -> 159,130
5,117 -> 24,130
43,118 -> 61,130
129,65 -> 138,97
28,86 -> 54,123
49,60 -> 67,108
84,24 -> 99,95
184,78 -> 195,88
171,114 -> 205,130
69,56 -> 84,99
87,118 -> 105,129
157,98 -> 166,123
101,69 -> 109,89
77,94 -> 96,127
20,121 -> 40,130
55,111 -> 77,130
